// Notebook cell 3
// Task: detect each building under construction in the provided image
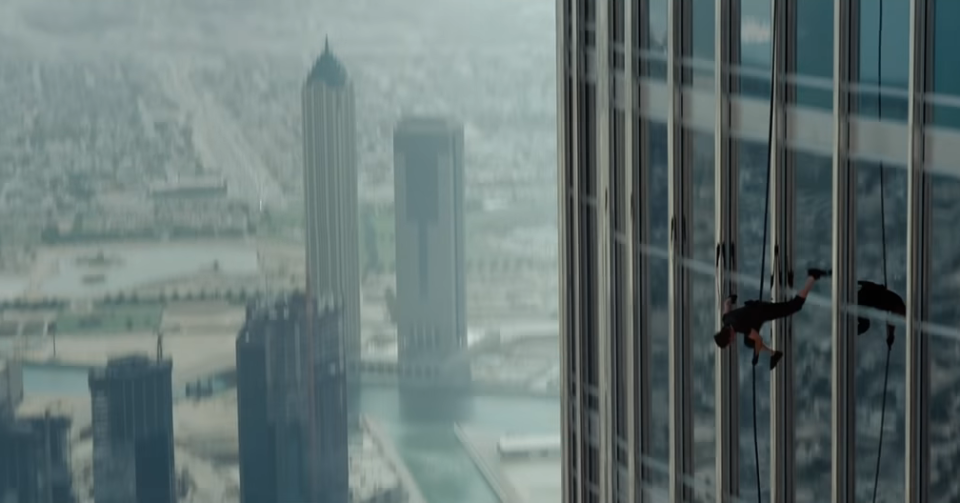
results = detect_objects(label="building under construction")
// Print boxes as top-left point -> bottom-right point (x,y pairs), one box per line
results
236,291 -> 349,503
88,355 -> 175,503
0,360 -> 75,503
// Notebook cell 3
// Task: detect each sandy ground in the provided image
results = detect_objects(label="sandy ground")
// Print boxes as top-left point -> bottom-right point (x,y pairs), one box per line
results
24,333 -> 237,385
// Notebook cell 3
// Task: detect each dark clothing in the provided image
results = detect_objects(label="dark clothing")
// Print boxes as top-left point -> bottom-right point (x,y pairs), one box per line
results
722,296 -> 807,348
857,281 -> 906,335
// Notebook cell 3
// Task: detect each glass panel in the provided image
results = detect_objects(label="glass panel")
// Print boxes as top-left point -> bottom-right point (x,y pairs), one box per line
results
690,0 -> 715,61
792,150 -> 834,501
929,174 -> 960,502
735,139 -> 770,498
855,0 -> 910,121
739,0 -> 772,98
793,0 -> 834,108
687,0 -> 715,88
644,121 -> 670,466
690,131 -> 716,487
642,0 -> 669,80
930,0 -> 960,128
854,162 -> 907,501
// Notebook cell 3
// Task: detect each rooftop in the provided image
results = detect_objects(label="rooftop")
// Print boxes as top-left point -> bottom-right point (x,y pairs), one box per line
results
306,37 -> 348,88
395,115 -> 463,135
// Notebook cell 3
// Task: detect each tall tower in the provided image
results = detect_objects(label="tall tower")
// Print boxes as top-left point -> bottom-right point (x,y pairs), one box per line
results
302,38 -> 361,386
393,116 -> 468,386
236,294 -> 348,503
88,355 -> 175,503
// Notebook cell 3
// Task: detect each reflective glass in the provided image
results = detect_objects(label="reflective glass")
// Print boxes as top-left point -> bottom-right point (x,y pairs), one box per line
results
854,162 -> 907,501
792,150 -> 833,500
686,0 -> 715,88
690,131 -> 716,486
929,174 -> 960,502
643,0 -> 669,80
736,140 -> 771,498
856,0 -> 909,121
793,0 -> 834,109
931,0 -> 960,127
645,121 -> 671,465
739,0 -> 772,98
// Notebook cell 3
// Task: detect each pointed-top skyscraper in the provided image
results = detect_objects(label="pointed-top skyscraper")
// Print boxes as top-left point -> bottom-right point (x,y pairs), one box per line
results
301,39 -> 361,391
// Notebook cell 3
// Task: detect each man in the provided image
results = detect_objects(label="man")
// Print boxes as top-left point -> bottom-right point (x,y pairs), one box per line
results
714,268 -> 831,370
856,280 -> 906,348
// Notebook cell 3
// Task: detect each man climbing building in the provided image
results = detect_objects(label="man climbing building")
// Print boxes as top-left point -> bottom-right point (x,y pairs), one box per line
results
856,280 -> 906,348
714,268 -> 831,370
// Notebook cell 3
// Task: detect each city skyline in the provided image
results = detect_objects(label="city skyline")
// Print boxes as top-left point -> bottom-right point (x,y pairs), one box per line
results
2,0 -> 960,501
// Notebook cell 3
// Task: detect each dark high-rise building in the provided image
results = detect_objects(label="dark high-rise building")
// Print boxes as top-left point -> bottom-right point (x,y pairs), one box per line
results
0,412 -> 74,503
393,116 -> 469,386
89,355 -> 174,503
236,293 -> 348,503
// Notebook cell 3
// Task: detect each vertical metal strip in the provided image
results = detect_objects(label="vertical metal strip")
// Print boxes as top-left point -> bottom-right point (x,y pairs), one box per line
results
667,0 -> 693,500
714,0 -> 740,501
830,0 -> 857,501
596,0 -> 614,501
559,0 -> 582,501
905,0 -> 931,501
623,0 -> 651,501
769,1 -> 796,501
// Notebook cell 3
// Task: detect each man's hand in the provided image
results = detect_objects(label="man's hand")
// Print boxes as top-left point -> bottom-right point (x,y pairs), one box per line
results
727,294 -> 738,304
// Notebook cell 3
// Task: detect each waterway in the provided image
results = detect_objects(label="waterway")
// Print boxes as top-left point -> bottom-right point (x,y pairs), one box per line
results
21,363 -> 560,503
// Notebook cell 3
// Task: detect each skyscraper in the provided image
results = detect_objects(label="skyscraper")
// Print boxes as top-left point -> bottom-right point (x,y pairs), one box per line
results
236,293 -> 348,503
559,1 -> 940,503
302,38 -> 361,380
88,355 -> 174,503
393,116 -> 468,385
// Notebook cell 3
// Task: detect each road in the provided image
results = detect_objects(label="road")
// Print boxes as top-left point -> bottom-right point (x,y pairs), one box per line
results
157,57 -> 284,207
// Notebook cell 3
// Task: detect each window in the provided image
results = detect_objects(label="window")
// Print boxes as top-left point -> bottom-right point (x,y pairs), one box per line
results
793,0 -> 834,108
932,0 -> 960,127
855,0 -> 909,120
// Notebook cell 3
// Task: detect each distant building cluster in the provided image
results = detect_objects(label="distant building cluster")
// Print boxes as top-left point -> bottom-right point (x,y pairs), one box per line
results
40,176 -> 251,244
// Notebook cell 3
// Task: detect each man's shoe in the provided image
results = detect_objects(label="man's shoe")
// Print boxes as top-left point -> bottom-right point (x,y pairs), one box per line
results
770,351 -> 784,370
808,268 -> 832,280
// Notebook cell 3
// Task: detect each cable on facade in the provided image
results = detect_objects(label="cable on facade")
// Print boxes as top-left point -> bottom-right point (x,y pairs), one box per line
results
872,1 -> 893,501
753,0 -> 782,500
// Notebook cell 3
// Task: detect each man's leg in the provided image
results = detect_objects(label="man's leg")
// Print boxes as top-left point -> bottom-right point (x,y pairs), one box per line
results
747,329 -> 776,356
759,267 -> 829,322
747,330 -> 785,369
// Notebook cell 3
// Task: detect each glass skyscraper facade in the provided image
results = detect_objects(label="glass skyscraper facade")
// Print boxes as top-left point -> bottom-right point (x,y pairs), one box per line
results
558,1 -> 960,502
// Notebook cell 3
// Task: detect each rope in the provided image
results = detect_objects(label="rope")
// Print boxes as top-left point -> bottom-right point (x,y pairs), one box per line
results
872,341 -> 893,503
752,0 -> 781,500
871,1 -> 892,501
752,364 -> 761,503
